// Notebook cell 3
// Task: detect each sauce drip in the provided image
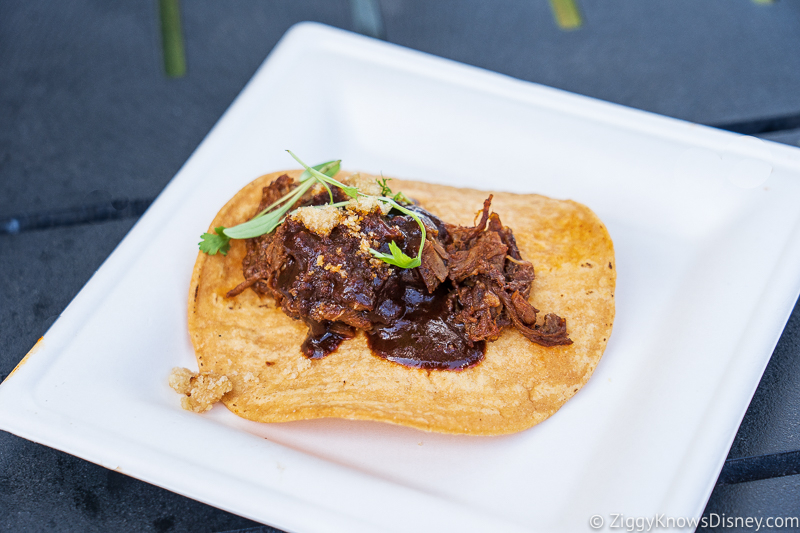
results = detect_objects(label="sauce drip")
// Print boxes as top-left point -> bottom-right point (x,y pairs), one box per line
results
301,319 -> 355,359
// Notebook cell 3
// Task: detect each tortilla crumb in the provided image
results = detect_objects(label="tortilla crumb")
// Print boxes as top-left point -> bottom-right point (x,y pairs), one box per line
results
290,205 -> 343,237
341,212 -> 363,234
344,172 -> 383,196
347,195 -> 390,215
169,367 -> 232,413
324,263 -> 346,277
370,257 -> 388,268
359,237 -> 372,256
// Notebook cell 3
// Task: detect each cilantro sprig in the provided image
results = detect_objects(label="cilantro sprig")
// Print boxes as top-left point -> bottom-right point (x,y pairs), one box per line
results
199,226 -> 232,255
199,151 -> 426,270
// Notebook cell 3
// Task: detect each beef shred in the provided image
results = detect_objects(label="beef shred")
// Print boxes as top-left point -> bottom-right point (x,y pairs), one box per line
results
227,175 -> 571,367
446,196 -> 572,347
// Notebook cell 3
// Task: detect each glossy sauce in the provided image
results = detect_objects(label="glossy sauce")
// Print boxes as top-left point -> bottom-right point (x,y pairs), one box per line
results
278,206 -> 485,370
301,319 -> 355,359
366,282 -> 485,370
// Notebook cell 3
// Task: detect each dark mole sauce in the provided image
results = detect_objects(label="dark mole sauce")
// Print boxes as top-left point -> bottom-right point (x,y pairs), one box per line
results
301,320 -> 355,359
366,282 -> 485,371
279,205 -> 485,370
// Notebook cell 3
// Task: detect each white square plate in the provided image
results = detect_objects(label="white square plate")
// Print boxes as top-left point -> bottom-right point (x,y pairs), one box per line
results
3,23 -> 800,533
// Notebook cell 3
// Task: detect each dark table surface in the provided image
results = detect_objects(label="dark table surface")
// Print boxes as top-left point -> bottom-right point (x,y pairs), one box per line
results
2,1 -> 800,532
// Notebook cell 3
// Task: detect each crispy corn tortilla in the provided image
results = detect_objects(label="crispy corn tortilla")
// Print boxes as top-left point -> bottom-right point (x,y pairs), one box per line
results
188,170 -> 615,435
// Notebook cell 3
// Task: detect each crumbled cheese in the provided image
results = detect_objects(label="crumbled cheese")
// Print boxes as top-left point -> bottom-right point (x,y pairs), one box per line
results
290,205 -> 343,237
316,254 -> 325,266
169,367 -> 232,413
243,371 -> 259,384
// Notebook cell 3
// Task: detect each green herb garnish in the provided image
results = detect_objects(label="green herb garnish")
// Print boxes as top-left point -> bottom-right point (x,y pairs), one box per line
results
368,198 -> 426,269
377,176 -> 392,196
198,159 -> 340,255
376,176 -> 411,205
199,226 -> 232,255
198,152 -> 426,270
287,150 -> 359,198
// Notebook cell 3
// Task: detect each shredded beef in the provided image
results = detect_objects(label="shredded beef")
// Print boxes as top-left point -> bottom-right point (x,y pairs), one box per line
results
228,175 -> 353,298
418,240 -> 449,293
228,176 -> 571,367
446,195 -> 572,347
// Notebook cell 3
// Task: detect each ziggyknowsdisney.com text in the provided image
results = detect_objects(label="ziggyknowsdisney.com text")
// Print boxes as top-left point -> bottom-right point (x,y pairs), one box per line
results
589,513 -> 800,531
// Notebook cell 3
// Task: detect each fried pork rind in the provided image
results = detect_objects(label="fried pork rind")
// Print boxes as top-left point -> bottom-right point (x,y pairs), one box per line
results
169,367 -> 233,413
187,170 -> 615,435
